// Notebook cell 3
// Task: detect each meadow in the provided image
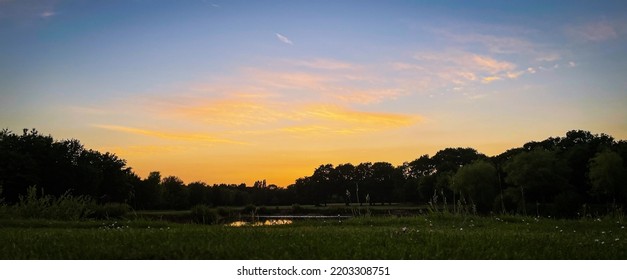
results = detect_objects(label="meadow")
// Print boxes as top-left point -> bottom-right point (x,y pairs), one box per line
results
1,213 -> 625,259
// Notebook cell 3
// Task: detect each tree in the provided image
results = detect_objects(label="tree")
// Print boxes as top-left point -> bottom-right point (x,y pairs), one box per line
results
432,148 -> 484,174
162,176 -> 188,209
354,162 -> 373,205
188,181 -> 211,206
589,150 -> 627,206
504,149 -> 570,215
311,164 -> 336,206
370,162 -> 395,205
451,160 -> 497,213
407,155 -> 435,178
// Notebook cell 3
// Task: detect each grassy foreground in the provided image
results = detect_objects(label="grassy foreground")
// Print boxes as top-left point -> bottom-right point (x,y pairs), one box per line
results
0,215 -> 625,259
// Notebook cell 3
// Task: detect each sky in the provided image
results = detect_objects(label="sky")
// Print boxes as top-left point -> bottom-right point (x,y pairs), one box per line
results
2,0 -> 627,187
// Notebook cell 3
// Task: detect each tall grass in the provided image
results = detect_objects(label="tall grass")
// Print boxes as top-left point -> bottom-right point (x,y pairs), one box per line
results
190,205 -> 221,224
1,214 -> 624,259
14,186 -> 95,220
90,203 -> 131,220
0,185 -> 7,218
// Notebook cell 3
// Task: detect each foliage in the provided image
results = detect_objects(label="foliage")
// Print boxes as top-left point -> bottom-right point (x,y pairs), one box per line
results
190,205 -> 221,224
90,203 -> 131,220
14,186 -> 95,220
2,128 -> 627,217
503,149 -> 571,215
291,204 -> 304,214
451,160 -> 497,213
589,150 -> 627,203
0,129 -> 133,204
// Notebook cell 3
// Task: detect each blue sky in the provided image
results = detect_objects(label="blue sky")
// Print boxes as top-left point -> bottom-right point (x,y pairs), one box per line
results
2,0 -> 627,186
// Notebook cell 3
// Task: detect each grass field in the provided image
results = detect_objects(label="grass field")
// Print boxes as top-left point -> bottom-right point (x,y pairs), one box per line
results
1,214 -> 625,259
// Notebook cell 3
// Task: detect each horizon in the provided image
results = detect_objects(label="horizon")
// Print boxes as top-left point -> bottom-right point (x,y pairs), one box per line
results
2,0 -> 627,187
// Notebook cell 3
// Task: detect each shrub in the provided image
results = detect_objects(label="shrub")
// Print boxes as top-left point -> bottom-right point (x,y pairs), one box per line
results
242,204 -> 257,214
15,186 -> 95,220
0,185 -> 9,218
291,203 -> 303,214
191,205 -> 221,224
216,207 -> 230,218
90,203 -> 131,220
257,206 -> 270,215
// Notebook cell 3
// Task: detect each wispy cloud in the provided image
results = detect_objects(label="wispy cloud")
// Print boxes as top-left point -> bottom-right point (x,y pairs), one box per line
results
277,105 -> 420,136
294,59 -> 354,70
433,28 -> 536,54
406,51 -> 519,88
535,53 -> 561,62
0,0 -> 57,20
275,33 -> 293,45
303,104 -> 419,127
242,67 -> 403,104
428,26 -> 567,67
94,124 -> 245,145
568,20 -> 619,42
481,76 -> 502,84
174,98 -> 292,126
329,88 -> 405,105
40,10 -> 55,18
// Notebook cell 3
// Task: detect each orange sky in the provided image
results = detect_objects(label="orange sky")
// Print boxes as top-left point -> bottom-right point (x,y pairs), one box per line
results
2,1 -> 627,186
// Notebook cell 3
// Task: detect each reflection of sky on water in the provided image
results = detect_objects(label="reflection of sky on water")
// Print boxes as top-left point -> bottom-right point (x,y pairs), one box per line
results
228,219 -> 293,227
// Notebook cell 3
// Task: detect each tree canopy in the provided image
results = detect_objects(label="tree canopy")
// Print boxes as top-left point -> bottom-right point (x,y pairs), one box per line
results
1,128 -> 626,217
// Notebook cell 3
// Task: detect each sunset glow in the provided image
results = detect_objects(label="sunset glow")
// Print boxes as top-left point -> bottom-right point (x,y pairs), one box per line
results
2,1 -> 626,186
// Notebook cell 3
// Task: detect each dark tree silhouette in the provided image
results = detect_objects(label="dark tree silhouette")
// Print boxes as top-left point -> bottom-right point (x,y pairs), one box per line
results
2,128 -> 626,216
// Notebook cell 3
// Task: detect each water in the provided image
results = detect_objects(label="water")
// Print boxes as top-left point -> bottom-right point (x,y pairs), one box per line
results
227,215 -> 351,227
228,219 -> 293,227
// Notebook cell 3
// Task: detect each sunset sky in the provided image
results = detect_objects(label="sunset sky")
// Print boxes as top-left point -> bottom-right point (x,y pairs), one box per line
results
2,0 -> 627,186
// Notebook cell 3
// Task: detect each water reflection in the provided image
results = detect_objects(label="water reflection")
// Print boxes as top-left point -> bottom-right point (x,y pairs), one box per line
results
228,219 -> 293,227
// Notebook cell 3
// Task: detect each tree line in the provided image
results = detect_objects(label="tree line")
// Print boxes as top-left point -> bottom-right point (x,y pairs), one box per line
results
1,128 -> 626,217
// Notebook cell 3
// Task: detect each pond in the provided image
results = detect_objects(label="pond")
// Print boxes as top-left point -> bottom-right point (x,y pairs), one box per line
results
227,215 -> 351,227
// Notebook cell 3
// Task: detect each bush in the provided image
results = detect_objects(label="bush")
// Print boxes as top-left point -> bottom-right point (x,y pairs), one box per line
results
242,204 -> 257,214
291,203 -> 303,214
553,191 -> 584,218
0,185 -> 8,218
191,205 -> 221,224
216,207 -> 230,218
90,203 -> 131,220
257,206 -> 270,215
15,186 -> 95,220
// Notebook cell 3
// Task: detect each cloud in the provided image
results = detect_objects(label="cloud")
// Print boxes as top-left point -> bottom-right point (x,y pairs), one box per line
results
295,59 -> 354,70
429,27 -> 536,54
568,61 -> 576,67
482,76 -> 502,84
568,20 -> 620,42
174,98 -> 292,126
0,0 -> 57,20
428,26 -> 565,69
303,104 -> 419,127
94,124 -> 245,145
40,10 -> 54,18
247,69 -> 327,90
275,105 -> 420,136
408,51 -> 518,88
329,88 -> 405,105
275,33 -> 293,45
241,68 -> 402,105
468,54 -> 516,74
280,125 -> 369,136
